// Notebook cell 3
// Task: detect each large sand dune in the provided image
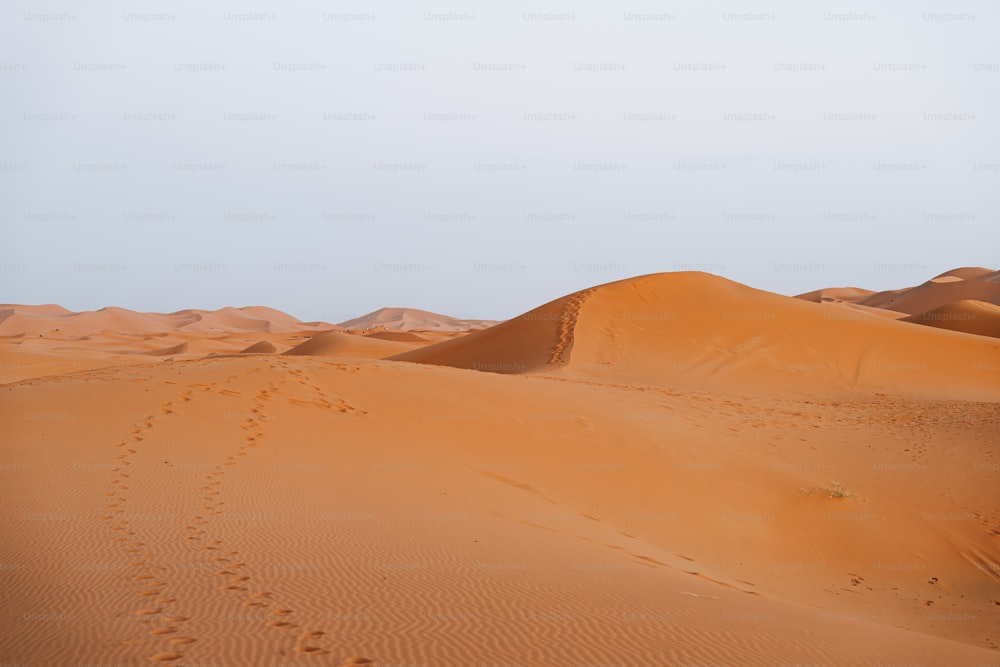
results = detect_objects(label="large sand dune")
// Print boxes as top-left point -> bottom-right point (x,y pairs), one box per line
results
395,272 -> 1000,400
2,269 -> 999,666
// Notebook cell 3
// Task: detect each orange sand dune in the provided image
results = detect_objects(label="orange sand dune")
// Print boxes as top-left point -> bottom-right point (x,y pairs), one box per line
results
903,300 -> 1000,339
132,341 -> 189,356
284,330 -> 419,358
857,269 -> 1000,315
794,286 -> 875,303
933,266 -> 996,281
239,340 -> 278,354
361,330 -> 429,342
0,330 -> 325,383
394,272 -> 1000,401
3,269 -> 1000,666
2,354 -> 998,665
0,304 -> 334,337
338,307 -> 497,332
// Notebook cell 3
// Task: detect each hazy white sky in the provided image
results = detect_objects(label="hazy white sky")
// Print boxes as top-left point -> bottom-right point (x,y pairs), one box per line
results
2,1 -> 998,321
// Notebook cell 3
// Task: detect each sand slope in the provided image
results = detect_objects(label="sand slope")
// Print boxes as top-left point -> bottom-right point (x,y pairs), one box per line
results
857,269 -> 1000,316
1,355 -> 998,665
3,271 -> 1000,665
0,305 -> 334,337
394,272 -> 1000,401
903,300 -> 1000,339
337,307 -> 497,332
795,286 -> 875,303
284,331 -> 418,358
239,340 -> 278,354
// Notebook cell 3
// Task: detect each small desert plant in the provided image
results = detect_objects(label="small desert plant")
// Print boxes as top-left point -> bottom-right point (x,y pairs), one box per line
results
828,482 -> 850,499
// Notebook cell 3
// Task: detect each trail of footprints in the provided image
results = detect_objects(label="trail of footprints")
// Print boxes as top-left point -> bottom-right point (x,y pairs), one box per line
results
106,367 -> 370,662
104,389 -> 197,662
550,287 -> 597,366
281,362 -> 367,416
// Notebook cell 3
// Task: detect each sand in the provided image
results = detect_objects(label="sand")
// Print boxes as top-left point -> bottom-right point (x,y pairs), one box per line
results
337,307 -> 497,333
2,269 -> 999,666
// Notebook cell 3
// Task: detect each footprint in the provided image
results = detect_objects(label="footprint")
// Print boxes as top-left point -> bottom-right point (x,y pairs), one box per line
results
149,653 -> 182,662
294,646 -> 328,654
134,608 -> 163,616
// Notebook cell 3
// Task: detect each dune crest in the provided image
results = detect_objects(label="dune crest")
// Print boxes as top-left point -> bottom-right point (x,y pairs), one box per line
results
902,300 -> 1000,339
337,307 -> 496,332
394,272 -> 1000,400
0,305 -> 334,337
284,330 -> 418,358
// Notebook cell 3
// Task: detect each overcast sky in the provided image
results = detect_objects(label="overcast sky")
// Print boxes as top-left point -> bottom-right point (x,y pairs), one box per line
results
2,1 -> 997,322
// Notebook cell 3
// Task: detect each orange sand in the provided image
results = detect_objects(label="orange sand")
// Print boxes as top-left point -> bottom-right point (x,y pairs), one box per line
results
2,270 -> 999,666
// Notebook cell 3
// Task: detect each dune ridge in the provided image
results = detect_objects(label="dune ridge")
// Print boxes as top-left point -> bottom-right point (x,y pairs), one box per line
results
394,271 -> 1000,401
800,266 -> 1000,341
0,305 -> 335,337
337,307 -> 497,332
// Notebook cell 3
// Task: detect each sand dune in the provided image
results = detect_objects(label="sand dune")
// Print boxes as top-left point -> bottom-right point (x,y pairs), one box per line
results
238,340 -> 278,354
2,354 -> 998,665
933,266 -> 996,281
903,300 -> 1000,339
856,268 -> 1000,315
395,272 -> 1000,400
794,286 -> 875,303
2,269 -> 999,665
0,305 -> 334,337
361,330 -> 429,342
133,341 -> 189,356
337,307 -> 497,332
799,267 -> 1000,341
284,330 -> 419,358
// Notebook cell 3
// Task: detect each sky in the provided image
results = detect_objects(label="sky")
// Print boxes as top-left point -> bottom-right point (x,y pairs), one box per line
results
2,1 -> 998,322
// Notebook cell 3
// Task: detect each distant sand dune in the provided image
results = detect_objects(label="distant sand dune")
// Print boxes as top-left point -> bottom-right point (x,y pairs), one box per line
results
361,330 -> 428,342
856,267 -> 1000,315
284,330 -> 418,358
0,305 -> 334,337
794,286 -> 874,303
903,300 -> 1000,339
239,340 -> 278,354
337,307 -> 496,332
